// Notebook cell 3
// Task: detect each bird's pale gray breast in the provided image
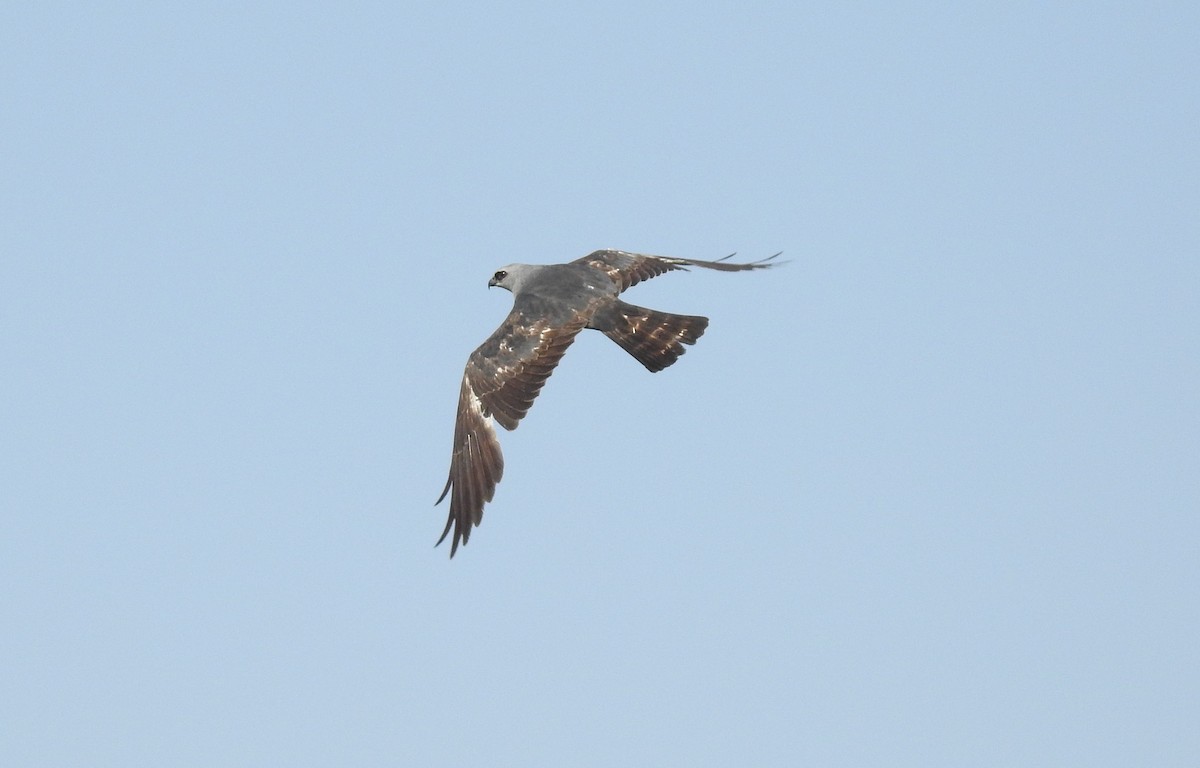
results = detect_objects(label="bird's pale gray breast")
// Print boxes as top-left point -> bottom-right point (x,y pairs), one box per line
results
524,263 -> 619,306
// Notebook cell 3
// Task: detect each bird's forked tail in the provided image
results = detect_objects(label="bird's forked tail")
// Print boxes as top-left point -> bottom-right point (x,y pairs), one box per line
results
591,300 -> 709,373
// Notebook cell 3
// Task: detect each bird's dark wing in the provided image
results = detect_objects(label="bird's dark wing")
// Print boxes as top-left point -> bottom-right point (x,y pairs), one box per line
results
435,299 -> 590,557
573,250 -> 783,292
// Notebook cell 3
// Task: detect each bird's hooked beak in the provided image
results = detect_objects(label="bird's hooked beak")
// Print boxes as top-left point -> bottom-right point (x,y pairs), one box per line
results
487,277 -> 498,289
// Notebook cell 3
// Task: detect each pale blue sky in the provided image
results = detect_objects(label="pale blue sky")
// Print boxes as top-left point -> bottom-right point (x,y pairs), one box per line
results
2,2 -> 1197,766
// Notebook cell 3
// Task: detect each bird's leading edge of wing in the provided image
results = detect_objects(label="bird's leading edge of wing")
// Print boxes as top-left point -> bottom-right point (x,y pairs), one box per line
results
573,249 -> 783,292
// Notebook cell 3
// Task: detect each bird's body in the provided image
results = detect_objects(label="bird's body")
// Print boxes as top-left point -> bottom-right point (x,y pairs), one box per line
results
436,249 -> 781,556
496,261 -> 620,303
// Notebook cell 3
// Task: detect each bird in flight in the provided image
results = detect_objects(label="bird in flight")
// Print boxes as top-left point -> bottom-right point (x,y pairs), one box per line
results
436,249 -> 781,556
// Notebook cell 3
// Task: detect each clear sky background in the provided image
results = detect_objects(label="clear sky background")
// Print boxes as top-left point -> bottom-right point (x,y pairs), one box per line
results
2,3 -> 1197,766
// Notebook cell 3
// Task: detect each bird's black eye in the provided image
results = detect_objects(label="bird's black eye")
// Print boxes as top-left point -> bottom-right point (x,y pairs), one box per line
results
493,270 -> 507,281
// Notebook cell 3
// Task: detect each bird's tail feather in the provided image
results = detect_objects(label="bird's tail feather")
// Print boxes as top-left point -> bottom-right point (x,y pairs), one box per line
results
593,301 -> 708,372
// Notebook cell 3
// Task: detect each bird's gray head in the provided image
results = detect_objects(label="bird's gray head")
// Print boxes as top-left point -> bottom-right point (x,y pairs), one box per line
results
487,264 -> 533,293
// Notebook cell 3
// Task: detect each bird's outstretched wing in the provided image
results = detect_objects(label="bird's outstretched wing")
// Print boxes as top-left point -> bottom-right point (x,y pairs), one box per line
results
435,299 -> 589,556
573,250 -> 783,293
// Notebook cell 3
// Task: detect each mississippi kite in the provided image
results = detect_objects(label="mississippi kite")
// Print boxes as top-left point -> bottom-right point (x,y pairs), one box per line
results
436,249 -> 781,556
